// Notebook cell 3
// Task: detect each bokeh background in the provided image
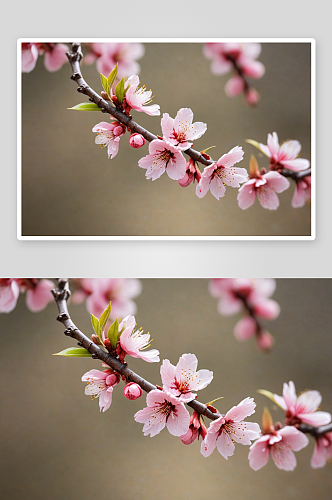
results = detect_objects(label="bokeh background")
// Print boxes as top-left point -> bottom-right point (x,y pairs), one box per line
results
21,42 -> 312,237
0,278 -> 331,499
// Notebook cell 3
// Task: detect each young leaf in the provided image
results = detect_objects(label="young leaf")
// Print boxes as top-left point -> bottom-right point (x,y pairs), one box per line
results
99,302 -> 112,330
245,139 -> 264,153
68,103 -> 101,111
108,63 -> 118,90
53,347 -> 92,357
100,73 -> 109,95
108,318 -> 120,349
115,77 -> 125,104
91,314 -> 101,339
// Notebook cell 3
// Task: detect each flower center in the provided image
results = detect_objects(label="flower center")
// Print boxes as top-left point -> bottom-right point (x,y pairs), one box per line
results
154,148 -> 174,166
155,400 -> 176,421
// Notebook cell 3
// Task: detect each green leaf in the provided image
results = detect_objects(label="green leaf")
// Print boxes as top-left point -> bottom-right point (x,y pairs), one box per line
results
108,63 -> 118,90
68,103 -> 101,111
257,389 -> 277,404
91,314 -> 101,339
100,73 -> 109,95
108,318 -> 120,349
115,77 -> 125,104
245,139 -> 265,154
99,302 -> 112,330
53,347 -> 92,357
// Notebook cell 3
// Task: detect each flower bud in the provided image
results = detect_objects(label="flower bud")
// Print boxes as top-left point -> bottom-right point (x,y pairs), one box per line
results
129,133 -> 145,148
123,382 -> 143,400
257,331 -> 275,352
113,125 -> 125,137
101,91 -> 110,101
245,88 -> 260,106
106,373 -> 120,387
91,334 -> 103,345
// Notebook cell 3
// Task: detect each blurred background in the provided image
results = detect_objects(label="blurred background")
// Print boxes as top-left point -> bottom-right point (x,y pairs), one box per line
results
0,278 -> 331,499
21,42 -> 311,237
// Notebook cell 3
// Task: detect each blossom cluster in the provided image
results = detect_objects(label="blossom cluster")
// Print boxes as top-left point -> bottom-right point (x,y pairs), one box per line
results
22,43 -> 69,73
250,382 -> 332,470
209,278 -> 280,350
203,42 -> 265,105
0,278 -> 54,313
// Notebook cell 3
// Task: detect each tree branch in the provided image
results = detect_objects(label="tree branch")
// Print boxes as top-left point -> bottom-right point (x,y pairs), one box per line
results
66,43 -> 213,167
298,422 -> 332,438
52,278 -> 221,421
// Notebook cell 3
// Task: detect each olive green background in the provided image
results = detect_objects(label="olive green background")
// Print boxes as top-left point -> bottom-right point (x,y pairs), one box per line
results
1,279 -> 331,499
21,42 -> 311,237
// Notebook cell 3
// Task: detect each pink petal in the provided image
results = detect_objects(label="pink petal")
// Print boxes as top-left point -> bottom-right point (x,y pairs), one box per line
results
196,176 -> 211,199
296,390 -> 322,414
160,359 -> 176,388
299,411 -> 332,426
267,132 -> 280,157
166,152 -> 187,181
281,158 -> 310,172
237,180 -> 257,210
248,437 -> 271,470
225,76 -> 245,97
282,381 -> 297,410
253,299 -> 280,320
160,113 -> 175,139
43,44 -> 68,72
225,397 -> 256,422
174,353 -> 198,382
166,405 -> 191,436
210,56 -> 232,75
217,295 -> 243,316
22,43 -> 39,73
234,316 -> 257,341
209,176 -> 226,200
0,280 -> 20,313
216,431 -> 235,459
279,140 -> 302,161
242,60 -> 265,79
278,426 -> 309,451
311,438 -> 328,469
217,146 -> 244,168
271,442 -> 297,471
263,171 -> 290,193
25,279 -> 54,312
257,185 -> 280,210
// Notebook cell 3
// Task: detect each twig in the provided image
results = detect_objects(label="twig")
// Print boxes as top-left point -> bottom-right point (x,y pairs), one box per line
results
52,278 -> 221,421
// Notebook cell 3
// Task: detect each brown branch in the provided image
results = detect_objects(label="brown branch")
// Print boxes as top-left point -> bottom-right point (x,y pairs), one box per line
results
298,422 -> 332,438
66,43 -> 213,167
52,278 -> 221,421
280,167 -> 311,181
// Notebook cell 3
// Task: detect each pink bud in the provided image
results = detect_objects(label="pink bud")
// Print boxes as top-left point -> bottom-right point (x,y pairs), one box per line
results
123,382 -> 143,400
113,125 -> 125,137
106,373 -> 120,386
245,88 -> 260,106
257,331 -> 275,352
129,133 -> 145,148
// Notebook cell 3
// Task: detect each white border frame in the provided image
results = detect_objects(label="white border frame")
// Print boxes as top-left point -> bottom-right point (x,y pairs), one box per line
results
17,38 -> 316,241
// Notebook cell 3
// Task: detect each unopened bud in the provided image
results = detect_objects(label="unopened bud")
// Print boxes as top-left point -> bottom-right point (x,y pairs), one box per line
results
245,88 -> 260,106
106,373 -> 120,387
257,331 -> 275,352
101,91 -> 110,101
123,382 -> 143,400
113,125 -> 125,137
92,334 -> 102,345
129,133 -> 145,148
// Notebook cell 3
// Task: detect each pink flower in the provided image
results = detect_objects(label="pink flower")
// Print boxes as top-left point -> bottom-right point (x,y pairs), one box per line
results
134,389 -> 190,437
160,353 -> 213,402
201,397 -> 261,459
274,381 -> 332,426
23,279 -> 54,312
161,108 -> 207,151
22,43 -> 39,73
0,279 -> 20,313
125,75 -> 160,116
238,171 -> 290,210
209,278 -> 280,320
84,43 -> 145,79
92,121 -> 126,159
129,133 -> 145,148
249,426 -> 309,471
178,157 -> 202,187
138,139 -> 186,181
204,43 -> 265,80
119,315 -> 160,363
259,132 -> 310,172
196,146 -> 247,200
311,432 -> 332,469
82,369 -> 120,412
123,382 -> 143,400
181,410 -> 208,445
72,278 -> 142,319
292,176 -> 311,208
42,43 -> 68,72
